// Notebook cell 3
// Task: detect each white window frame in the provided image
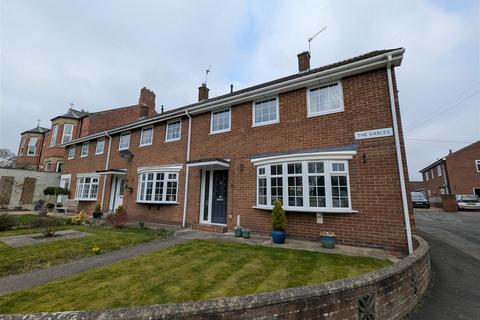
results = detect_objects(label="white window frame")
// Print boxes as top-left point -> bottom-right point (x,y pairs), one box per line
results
119,132 -> 131,150
45,161 -> 52,172
210,108 -> 231,134
27,137 -> 38,156
67,146 -> 75,159
165,120 -> 181,142
307,81 -> 344,118
80,142 -> 89,157
252,97 -> 279,127
253,159 -> 354,213
75,175 -> 100,201
437,165 -> 442,176
95,138 -> 105,155
62,124 -> 74,143
425,172 -> 429,181
476,160 -> 480,172
136,165 -> 181,204
50,124 -> 58,147
55,161 -> 63,173
140,126 -> 154,146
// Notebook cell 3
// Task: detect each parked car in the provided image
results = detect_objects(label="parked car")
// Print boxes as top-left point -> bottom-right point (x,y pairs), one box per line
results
456,195 -> 480,210
411,192 -> 430,208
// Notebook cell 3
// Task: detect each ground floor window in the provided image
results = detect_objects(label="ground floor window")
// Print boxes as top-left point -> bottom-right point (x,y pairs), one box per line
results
75,176 -> 99,200
256,160 -> 351,212
137,172 -> 178,203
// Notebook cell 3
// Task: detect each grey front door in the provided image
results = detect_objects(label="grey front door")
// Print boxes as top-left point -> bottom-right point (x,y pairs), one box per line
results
211,170 -> 228,224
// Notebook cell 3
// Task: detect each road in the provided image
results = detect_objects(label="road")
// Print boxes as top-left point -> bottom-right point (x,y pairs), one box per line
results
409,208 -> 480,320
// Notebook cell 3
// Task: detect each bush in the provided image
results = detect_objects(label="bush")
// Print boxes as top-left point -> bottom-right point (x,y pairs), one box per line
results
107,206 -> 127,228
38,216 -> 64,237
271,200 -> 286,232
138,220 -> 145,229
0,214 -> 16,231
71,210 -> 89,225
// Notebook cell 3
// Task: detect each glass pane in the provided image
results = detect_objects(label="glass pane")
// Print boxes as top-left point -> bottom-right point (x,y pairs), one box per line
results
203,172 -> 210,220
308,162 -> 324,173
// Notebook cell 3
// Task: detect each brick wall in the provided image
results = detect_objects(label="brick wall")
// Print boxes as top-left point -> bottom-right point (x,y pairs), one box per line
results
445,141 -> 480,195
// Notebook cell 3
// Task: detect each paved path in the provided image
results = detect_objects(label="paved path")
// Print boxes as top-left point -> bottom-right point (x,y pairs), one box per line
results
408,208 -> 480,320
0,227 -> 391,296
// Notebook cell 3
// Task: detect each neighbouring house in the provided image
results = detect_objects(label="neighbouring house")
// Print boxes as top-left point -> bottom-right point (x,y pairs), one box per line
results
15,87 -> 157,172
59,48 -> 414,255
409,181 -> 424,193
420,140 -> 480,199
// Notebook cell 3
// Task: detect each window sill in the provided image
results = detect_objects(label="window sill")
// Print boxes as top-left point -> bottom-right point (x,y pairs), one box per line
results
139,143 -> 152,147
209,129 -> 231,135
252,205 -> 358,214
135,201 -> 178,205
252,120 -> 279,128
75,198 -> 97,202
165,138 -> 181,143
307,108 -> 344,118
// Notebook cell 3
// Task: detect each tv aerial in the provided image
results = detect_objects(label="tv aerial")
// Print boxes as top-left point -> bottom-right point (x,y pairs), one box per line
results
204,65 -> 211,86
308,26 -> 327,53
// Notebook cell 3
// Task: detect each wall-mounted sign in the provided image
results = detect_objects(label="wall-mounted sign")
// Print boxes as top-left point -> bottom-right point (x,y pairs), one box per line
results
354,127 -> 393,140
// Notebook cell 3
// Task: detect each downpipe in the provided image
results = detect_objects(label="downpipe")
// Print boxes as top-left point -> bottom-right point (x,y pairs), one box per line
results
182,110 -> 192,227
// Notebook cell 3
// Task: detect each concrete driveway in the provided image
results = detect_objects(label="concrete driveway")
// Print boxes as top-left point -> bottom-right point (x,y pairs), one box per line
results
409,208 -> 480,319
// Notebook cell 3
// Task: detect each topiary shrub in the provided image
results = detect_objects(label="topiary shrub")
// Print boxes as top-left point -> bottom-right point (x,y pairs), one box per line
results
271,199 -> 286,232
0,214 -> 16,231
93,203 -> 102,219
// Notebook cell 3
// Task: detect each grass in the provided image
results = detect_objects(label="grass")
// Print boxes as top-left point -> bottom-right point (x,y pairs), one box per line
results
0,221 -> 173,277
0,239 -> 392,314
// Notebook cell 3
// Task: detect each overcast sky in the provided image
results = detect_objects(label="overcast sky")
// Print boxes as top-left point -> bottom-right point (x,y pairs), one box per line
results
0,0 -> 479,179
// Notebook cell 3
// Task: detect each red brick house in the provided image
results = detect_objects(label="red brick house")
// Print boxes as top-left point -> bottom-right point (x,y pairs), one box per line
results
15,88 -> 157,172
60,48 -> 415,255
420,140 -> 480,198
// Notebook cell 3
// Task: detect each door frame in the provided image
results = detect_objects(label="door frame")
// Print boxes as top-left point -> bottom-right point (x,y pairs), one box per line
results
109,175 -> 125,211
199,169 -> 227,226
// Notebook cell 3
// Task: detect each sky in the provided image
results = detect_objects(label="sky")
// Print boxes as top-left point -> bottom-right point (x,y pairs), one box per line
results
0,0 -> 479,180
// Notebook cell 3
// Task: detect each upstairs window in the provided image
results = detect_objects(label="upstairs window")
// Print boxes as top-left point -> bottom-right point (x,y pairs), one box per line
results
67,146 -> 75,159
56,162 -> 63,173
211,109 -> 231,134
119,132 -> 130,150
437,165 -> 442,177
80,142 -> 89,157
95,138 -> 105,154
253,98 -> 279,126
50,125 -> 58,147
62,124 -> 73,143
27,137 -> 38,155
307,82 -> 344,117
140,126 -> 154,146
476,160 -> 480,172
75,176 -> 99,200
165,120 -> 181,142
137,172 -> 179,203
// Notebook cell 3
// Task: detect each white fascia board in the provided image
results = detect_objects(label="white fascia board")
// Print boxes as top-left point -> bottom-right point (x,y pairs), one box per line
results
186,160 -> 230,168
250,150 -> 357,166
76,172 -> 100,178
137,164 -> 183,174
61,132 -> 109,147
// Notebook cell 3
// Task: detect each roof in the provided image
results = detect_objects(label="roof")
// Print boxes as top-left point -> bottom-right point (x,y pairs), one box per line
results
419,140 -> 480,173
51,108 -> 88,121
62,47 -> 405,147
21,126 -> 49,135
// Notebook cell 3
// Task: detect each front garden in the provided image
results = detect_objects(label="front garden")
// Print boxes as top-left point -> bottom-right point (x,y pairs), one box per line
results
0,239 -> 391,314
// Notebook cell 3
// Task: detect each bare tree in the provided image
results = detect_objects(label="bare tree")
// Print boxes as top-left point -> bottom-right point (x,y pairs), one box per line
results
0,149 -> 16,168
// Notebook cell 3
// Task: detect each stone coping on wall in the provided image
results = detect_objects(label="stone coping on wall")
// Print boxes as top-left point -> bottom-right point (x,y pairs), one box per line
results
3,235 -> 430,320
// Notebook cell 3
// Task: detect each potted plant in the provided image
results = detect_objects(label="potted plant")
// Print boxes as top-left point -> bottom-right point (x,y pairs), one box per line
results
93,203 -> 102,219
271,200 -> 286,244
242,228 -> 251,239
319,231 -> 336,249
234,226 -> 243,237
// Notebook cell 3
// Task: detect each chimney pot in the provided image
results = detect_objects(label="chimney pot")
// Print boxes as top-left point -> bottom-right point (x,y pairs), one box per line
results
297,51 -> 311,72
230,84 -> 234,93
198,83 -> 209,102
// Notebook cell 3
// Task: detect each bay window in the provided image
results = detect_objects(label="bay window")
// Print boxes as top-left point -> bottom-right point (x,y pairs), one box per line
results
27,137 -> 38,155
75,176 -> 99,200
255,160 -> 352,212
62,124 -> 73,143
137,171 -> 179,203
50,125 -> 58,147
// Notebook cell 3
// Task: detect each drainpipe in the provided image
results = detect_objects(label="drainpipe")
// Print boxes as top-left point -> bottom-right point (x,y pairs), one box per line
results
386,55 -> 413,255
182,110 -> 192,227
100,133 -> 112,210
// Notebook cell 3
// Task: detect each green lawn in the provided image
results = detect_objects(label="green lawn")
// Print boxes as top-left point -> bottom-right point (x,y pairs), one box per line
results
0,222 -> 173,277
0,239 -> 391,314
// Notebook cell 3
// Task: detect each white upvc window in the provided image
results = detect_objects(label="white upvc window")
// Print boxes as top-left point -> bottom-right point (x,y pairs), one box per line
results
210,108 -> 231,134
50,125 -> 58,147
137,172 -> 179,203
67,146 -> 75,159
165,120 -> 181,142
437,165 -> 442,176
255,160 -> 351,212
27,137 -> 38,155
62,124 -> 74,143
307,81 -> 344,117
119,132 -> 130,150
253,97 -> 279,127
476,160 -> 480,172
45,162 -> 53,172
425,172 -> 429,181
75,176 -> 99,200
56,162 -> 63,173
95,138 -> 105,154
80,142 -> 89,157
140,126 -> 154,146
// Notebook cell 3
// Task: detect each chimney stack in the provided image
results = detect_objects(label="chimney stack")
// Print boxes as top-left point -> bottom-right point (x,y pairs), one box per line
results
297,51 -> 311,72
139,104 -> 149,119
198,83 -> 209,102
138,87 -> 156,114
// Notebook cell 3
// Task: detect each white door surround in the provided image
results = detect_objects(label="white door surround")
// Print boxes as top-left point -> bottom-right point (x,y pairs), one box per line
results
109,175 -> 125,211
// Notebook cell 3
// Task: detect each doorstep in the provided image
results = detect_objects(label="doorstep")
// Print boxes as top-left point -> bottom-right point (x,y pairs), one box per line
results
192,224 -> 228,233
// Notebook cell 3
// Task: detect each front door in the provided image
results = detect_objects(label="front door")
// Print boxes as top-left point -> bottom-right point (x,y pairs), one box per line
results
211,170 -> 228,224
109,176 -> 125,211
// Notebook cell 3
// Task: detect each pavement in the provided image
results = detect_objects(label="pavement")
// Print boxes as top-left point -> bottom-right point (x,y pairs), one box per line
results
408,208 -> 480,320
0,225 -> 392,296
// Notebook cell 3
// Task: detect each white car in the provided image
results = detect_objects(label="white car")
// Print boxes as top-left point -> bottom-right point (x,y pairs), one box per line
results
456,195 -> 480,210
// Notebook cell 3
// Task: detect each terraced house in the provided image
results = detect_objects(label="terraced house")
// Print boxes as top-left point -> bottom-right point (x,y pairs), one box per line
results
60,48 -> 415,255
